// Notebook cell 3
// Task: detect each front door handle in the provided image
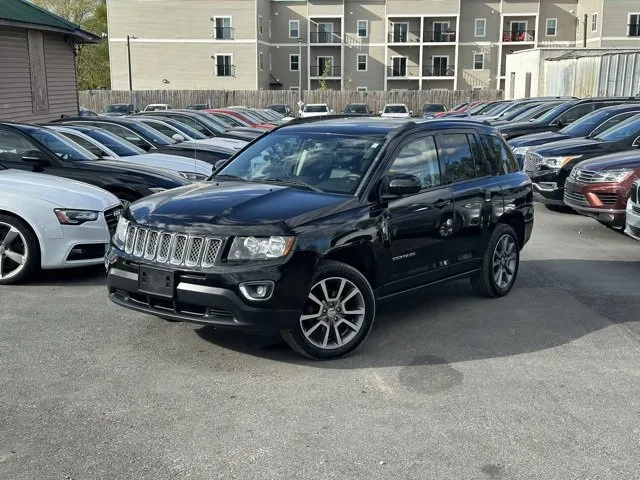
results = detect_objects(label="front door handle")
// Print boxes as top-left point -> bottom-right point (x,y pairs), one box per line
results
434,199 -> 451,208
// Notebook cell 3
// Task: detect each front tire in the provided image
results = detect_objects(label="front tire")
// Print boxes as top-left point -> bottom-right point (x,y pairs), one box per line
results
281,260 -> 375,360
471,224 -> 520,298
0,215 -> 40,285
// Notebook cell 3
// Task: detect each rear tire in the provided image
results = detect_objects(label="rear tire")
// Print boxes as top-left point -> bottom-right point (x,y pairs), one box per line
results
281,260 -> 375,360
471,224 -> 520,298
0,214 -> 40,285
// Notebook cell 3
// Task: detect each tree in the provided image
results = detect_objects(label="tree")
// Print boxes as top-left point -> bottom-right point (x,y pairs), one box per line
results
318,60 -> 332,91
32,0 -> 111,90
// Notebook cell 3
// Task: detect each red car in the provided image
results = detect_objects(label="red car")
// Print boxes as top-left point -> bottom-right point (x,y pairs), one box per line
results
563,151 -> 640,229
434,101 -> 489,118
205,108 -> 274,130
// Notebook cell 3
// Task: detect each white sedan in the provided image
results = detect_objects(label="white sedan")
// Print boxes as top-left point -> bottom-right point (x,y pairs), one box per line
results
0,167 -> 122,284
48,125 -> 214,181
380,104 -> 412,118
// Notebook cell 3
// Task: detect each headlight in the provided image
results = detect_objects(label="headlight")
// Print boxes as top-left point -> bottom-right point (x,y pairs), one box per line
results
112,217 -> 130,248
227,236 -> 295,261
54,209 -> 99,225
512,146 -> 529,156
149,187 -> 167,193
179,171 -> 208,181
540,155 -> 582,168
590,169 -> 634,183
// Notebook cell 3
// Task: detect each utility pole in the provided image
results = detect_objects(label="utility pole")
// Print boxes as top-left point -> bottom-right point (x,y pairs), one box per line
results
298,37 -> 303,114
127,35 -> 136,109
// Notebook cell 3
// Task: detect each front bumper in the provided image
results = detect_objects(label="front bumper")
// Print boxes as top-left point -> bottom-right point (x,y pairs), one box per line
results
106,250 -> 314,332
530,169 -> 565,205
625,199 -> 640,239
563,179 -> 627,227
41,221 -> 111,269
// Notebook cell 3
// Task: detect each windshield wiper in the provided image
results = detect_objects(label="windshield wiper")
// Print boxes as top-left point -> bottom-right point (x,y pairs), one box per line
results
211,173 -> 246,182
261,178 -> 322,192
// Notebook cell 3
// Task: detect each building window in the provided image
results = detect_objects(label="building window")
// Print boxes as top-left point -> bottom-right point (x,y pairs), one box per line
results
269,52 -> 272,71
591,13 -> 598,32
357,54 -> 367,71
259,52 -> 264,71
215,54 -> 233,76
269,19 -> 272,38
214,16 -> 233,40
474,18 -> 486,37
356,86 -> 367,92
357,20 -> 368,38
289,20 -> 300,38
258,15 -> 263,35
289,54 -> 299,71
473,53 -> 484,70
629,14 -> 640,36
546,18 -> 557,36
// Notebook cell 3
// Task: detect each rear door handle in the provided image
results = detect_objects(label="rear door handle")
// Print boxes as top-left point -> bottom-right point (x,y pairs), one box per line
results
434,199 -> 451,208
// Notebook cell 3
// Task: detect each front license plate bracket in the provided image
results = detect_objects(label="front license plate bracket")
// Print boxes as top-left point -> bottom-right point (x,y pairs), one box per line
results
138,266 -> 175,298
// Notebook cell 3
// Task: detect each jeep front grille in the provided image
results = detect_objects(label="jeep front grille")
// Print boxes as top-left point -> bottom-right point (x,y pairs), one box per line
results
124,225 -> 222,268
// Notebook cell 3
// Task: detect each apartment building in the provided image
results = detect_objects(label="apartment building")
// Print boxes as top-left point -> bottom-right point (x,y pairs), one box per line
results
106,0 -> 640,91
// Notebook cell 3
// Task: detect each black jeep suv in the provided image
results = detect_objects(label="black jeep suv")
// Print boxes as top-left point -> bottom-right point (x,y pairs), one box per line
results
106,117 -> 534,359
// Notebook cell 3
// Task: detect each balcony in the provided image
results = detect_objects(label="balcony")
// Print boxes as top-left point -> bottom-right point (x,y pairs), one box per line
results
388,31 -> 421,43
213,27 -> 234,40
422,66 -> 455,77
310,65 -> 342,78
215,64 -> 235,77
502,30 -> 536,42
387,65 -> 420,78
310,31 -> 342,44
423,30 -> 457,42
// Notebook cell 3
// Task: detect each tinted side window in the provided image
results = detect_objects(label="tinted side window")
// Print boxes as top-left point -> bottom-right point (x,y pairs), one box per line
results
466,134 -> 487,177
61,132 -> 107,156
175,116 -> 208,134
481,135 -> 519,174
94,123 -> 148,146
590,112 -> 638,136
441,133 -> 476,182
388,135 -> 441,189
555,103 -> 596,125
0,129 -> 38,162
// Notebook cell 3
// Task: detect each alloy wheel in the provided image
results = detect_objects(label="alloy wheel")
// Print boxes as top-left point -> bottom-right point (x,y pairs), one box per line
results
492,234 -> 517,289
299,277 -> 366,350
0,222 -> 28,281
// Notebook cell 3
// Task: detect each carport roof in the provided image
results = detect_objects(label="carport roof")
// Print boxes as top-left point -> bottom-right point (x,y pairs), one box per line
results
0,0 -> 100,43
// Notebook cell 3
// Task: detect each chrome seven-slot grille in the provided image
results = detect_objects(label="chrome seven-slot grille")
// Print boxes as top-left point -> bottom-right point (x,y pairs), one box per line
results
523,152 -> 542,172
569,168 -> 598,183
124,224 -> 221,268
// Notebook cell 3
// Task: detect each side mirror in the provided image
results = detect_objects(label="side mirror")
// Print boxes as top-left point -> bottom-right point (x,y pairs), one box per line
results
213,159 -> 227,172
22,150 -> 49,166
409,110 -> 413,115
172,133 -> 186,142
383,173 -> 422,198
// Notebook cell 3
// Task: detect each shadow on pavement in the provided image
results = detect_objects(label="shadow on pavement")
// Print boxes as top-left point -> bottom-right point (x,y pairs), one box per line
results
195,259 -> 640,368
23,265 -> 107,287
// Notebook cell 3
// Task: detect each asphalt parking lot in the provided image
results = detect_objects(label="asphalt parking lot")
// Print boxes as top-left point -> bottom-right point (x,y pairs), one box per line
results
1,206 -> 639,480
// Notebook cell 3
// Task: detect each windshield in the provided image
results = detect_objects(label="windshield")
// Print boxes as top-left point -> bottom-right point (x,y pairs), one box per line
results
304,105 -> 329,113
471,102 -> 499,115
512,103 -> 555,121
559,109 -> 613,135
80,129 -> 145,157
422,104 -> 445,113
126,122 -> 176,145
215,132 -> 385,195
144,105 -> 167,111
593,114 -> 640,141
345,104 -> 369,114
384,105 -> 408,114
104,104 -> 129,113
535,102 -> 578,124
482,102 -> 515,117
208,112 -> 248,127
21,126 -> 98,161
164,119 -> 207,139
139,120 -> 185,140
499,103 -> 543,120
268,105 -> 287,115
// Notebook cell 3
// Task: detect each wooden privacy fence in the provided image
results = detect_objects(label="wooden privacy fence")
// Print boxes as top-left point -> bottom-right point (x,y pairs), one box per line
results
79,89 -> 504,115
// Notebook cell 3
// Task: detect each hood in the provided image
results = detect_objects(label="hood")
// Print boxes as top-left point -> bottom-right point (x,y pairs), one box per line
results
499,121 -> 554,134
0,169 -> 119,210
193,137 -> 247,150
128,180 -> 357,234
508,131 -> 568,148
531,138 -> 603,157
575,151 -> 640,171
124,153 -> 213,176
89,159 -> 189,182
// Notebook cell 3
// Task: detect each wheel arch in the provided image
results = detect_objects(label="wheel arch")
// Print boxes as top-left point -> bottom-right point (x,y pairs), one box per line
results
497,211 -> 525,249
322,243 -> 377,288
0,209 -> 44,260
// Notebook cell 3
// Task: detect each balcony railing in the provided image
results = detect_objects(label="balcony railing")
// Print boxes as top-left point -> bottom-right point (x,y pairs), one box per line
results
214,27 -> 234,40
215,64 -> 235,77
310,31 -> 342,44
388,31 -> 421,43
387,65 -> 420,77
310,65 -> 342,77
424,30 -> 457,42
422,66 -> 455,77
502,30 -> 536,42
